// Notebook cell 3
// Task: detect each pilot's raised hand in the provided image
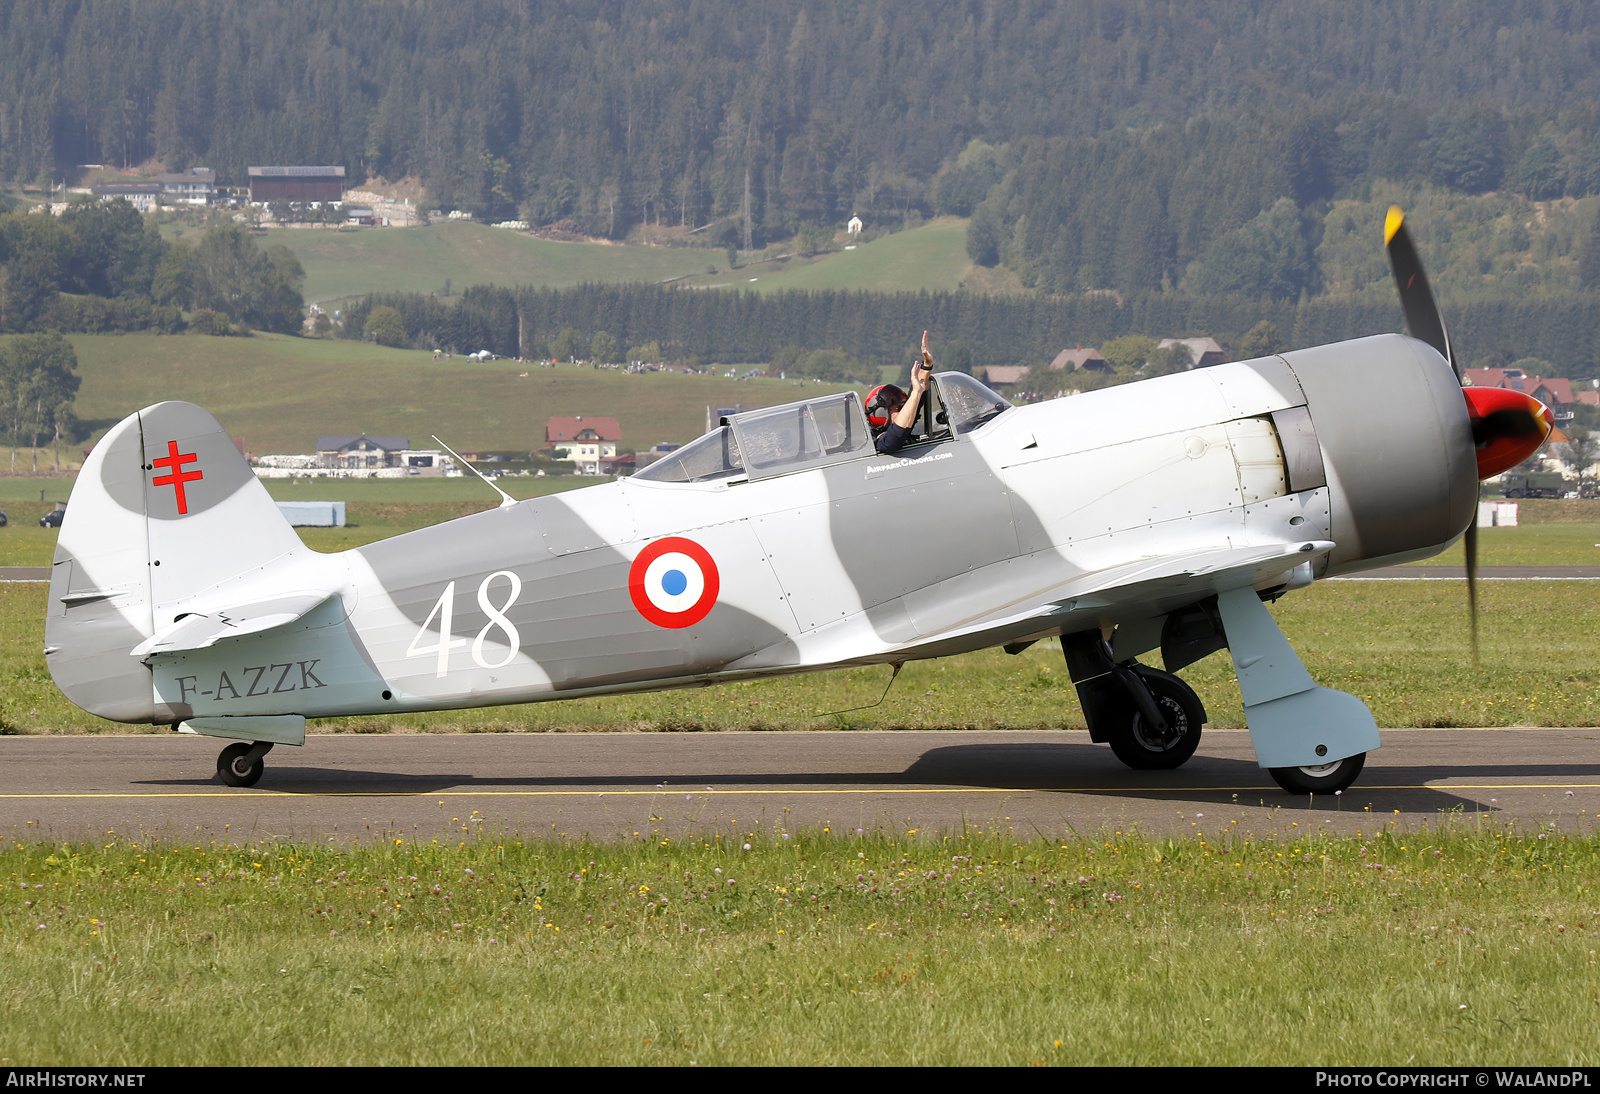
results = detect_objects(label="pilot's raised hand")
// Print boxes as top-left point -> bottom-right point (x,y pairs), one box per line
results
912,331 -> 933,391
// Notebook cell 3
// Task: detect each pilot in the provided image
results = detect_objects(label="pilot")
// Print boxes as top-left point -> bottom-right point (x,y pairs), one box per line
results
866,332 -> 934,455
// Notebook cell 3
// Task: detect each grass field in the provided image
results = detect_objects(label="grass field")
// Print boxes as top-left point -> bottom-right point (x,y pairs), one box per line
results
2,826 -> 1596,1065
1411,522 -> 1600,566
47,331 -> 847,457
0,476 -> 594,564
713,217 -> 975,295
1414,500 -> 1600,566
250,217 -> 977,304
265,221 -> 714,303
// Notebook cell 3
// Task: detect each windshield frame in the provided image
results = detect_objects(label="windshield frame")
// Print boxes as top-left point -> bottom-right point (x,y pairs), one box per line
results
629,425 -> 746,484
932,372 -> 1014,435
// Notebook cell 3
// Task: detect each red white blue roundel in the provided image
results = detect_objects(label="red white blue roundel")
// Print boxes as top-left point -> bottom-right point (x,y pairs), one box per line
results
629,536 -> 720,629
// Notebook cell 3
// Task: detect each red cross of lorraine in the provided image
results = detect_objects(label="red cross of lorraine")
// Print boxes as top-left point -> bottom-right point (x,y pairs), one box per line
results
151,440 -> 204,515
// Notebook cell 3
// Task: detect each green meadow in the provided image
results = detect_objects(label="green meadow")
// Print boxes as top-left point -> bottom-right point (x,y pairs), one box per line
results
1,825 -> 1596,1066
263,221 -> 716,303
49,331 -> 846,458
242,216 -> 978,305
730,217 -> 976,295
1418,500 -> 1600,566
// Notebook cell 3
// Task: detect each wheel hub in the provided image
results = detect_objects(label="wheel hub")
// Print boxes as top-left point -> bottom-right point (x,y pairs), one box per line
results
1131,699 -> 1186,752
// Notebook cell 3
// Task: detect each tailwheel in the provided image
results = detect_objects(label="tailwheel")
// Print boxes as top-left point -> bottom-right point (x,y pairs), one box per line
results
216,741 -> 272,788
1106,667 -> 1205,770
1269,752 -> 1366,796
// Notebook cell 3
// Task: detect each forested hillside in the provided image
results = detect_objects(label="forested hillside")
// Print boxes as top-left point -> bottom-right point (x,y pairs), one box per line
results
9,0 -> 1600,374
8,0 -> 1600,246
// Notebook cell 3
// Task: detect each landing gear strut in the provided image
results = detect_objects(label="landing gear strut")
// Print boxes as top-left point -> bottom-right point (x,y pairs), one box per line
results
1062,632 -> 1206,771
216,741 -> 274,788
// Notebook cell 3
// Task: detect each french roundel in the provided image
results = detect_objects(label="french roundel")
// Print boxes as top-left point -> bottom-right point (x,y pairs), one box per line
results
629,537 -> 720,629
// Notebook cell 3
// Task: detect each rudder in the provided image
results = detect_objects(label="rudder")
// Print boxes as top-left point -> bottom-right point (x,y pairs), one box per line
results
45,401 -> 303,723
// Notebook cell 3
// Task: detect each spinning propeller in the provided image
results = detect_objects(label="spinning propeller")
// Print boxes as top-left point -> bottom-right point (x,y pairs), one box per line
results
1383,205 -> 1554,662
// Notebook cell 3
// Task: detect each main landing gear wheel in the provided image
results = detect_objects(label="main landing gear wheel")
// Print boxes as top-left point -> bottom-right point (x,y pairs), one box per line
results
1269,752 -> 1366,795
1106,668 -> 1205,771
216,742 -> 266,788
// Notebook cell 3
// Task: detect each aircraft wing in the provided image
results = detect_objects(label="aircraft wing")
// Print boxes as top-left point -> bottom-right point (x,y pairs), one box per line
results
900,539 -> 1331,652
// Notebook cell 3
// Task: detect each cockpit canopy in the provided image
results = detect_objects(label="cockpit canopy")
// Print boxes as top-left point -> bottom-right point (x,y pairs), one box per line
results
632,373 -> 1012,484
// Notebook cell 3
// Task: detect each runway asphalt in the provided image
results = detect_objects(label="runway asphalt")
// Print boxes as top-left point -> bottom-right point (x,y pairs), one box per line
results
3,727 -> 1596,844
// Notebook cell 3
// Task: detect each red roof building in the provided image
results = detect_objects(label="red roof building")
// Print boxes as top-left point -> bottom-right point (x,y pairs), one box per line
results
1049,346 -> 1109,371
1532,378 -> 1575,406
982,365 -> 1031,386
545,416 -> 621,444
545,416 -> 621,475
1463,367 -> 1515,388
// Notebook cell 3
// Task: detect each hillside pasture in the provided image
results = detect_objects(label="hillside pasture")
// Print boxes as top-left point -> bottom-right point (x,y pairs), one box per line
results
704,217 -> 975,295
59,332 -> 846,456
251,217 -> 975,304
262,221 -> 716,303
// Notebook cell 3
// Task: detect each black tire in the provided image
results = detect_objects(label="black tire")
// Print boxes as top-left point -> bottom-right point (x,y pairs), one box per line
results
1269,752 -> 1366,795
216,742 -> 264,788
1106,668 -> 1205,770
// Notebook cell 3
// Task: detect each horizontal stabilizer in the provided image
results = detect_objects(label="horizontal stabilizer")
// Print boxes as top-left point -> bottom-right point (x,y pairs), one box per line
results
178,715 -> 307,746
131,593 -> 334,658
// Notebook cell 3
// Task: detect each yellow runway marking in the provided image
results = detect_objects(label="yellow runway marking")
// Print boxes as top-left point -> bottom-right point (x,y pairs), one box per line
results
3,782 -> 1600,800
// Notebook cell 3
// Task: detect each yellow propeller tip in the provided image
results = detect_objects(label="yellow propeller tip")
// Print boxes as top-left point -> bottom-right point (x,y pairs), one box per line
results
1384,205 -> 1405,245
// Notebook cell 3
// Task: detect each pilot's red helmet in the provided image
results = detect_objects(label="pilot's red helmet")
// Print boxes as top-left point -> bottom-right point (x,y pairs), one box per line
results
865,384 -> 906,428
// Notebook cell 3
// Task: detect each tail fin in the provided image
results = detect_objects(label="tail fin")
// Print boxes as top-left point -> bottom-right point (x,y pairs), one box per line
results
46,401 -> 302,723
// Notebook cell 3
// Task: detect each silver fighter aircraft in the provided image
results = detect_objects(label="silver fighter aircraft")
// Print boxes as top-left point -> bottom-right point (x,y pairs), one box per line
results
44,209 -> 1552,791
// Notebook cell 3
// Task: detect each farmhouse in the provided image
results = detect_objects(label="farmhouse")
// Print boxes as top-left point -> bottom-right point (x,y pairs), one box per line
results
982,345 -> 1107,387
90,182 -> 161,212
981,365 -> 1029,386
546,416 -> 621,475
1049,346 -> 1110,372
157,167 -> 216,205
1158,337 -> 1227,369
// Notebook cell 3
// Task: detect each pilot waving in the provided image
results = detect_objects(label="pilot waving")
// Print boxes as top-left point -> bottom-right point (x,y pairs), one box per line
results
866,330 -> 934,454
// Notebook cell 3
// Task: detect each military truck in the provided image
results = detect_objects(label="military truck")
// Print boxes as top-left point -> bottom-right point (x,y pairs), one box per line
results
1500,471 -> 1568,498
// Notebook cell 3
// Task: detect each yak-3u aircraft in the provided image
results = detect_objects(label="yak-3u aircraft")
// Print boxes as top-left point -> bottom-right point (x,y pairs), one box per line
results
44,209 -> 1552,792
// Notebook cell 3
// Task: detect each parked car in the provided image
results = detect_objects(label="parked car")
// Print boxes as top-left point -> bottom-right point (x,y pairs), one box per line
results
40,509 -> 64,528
